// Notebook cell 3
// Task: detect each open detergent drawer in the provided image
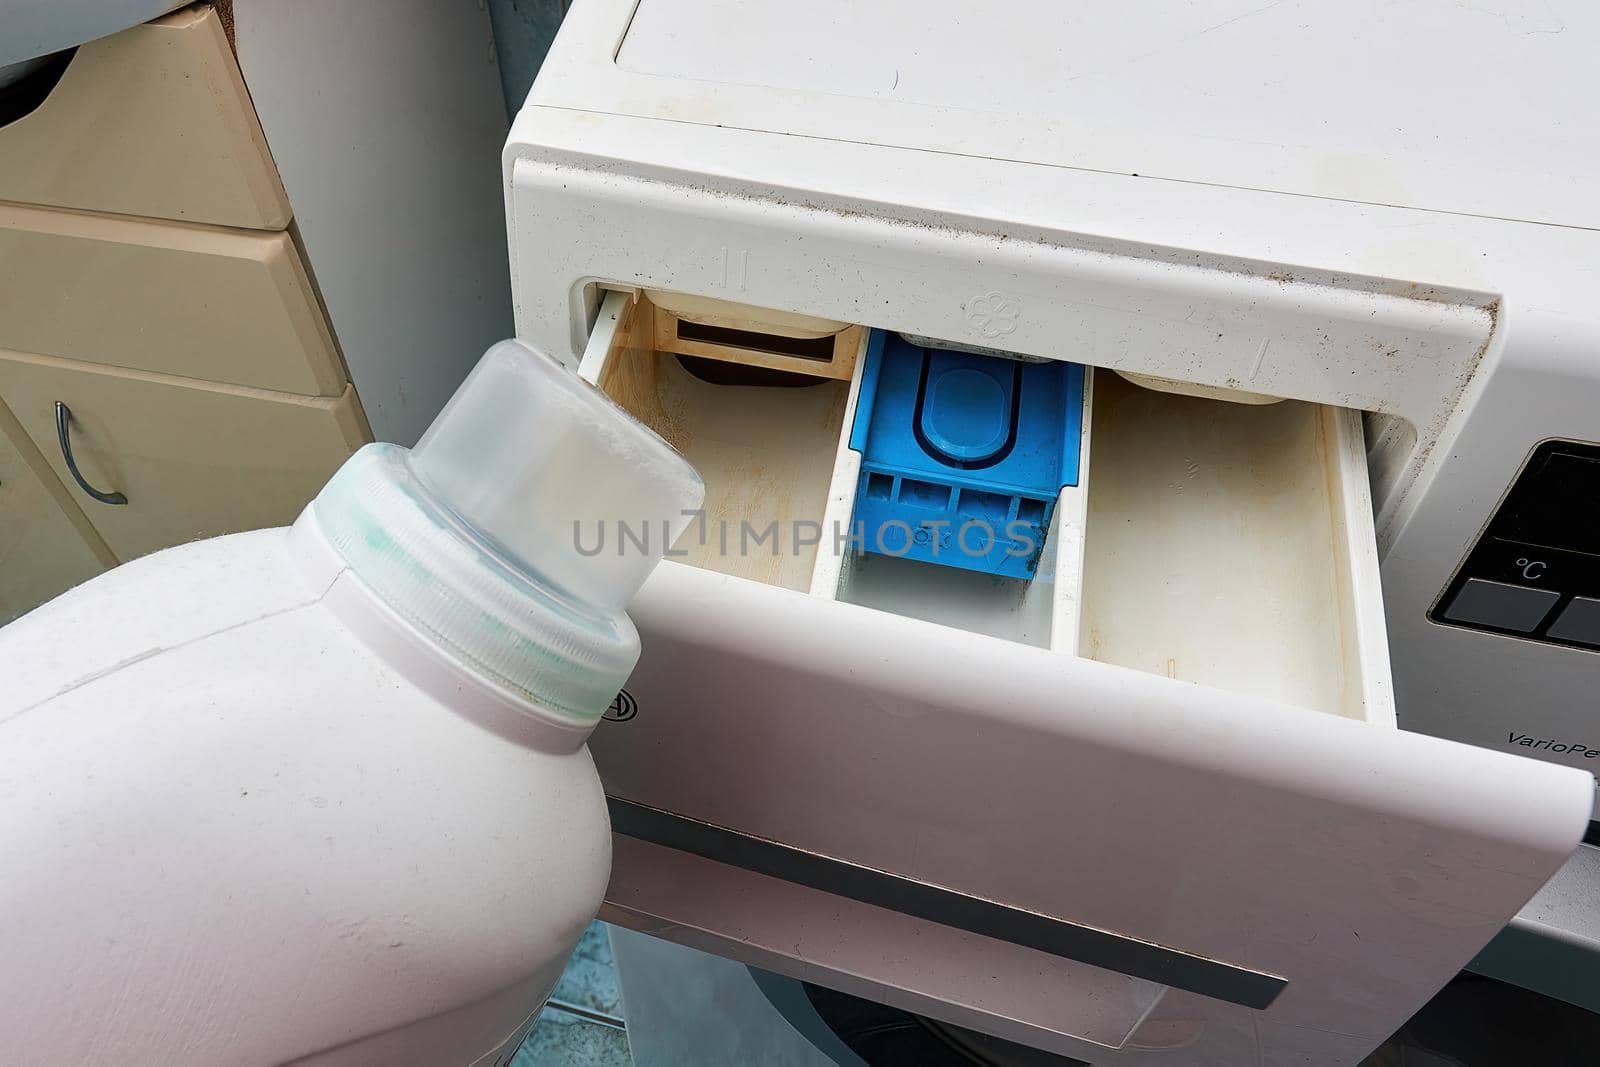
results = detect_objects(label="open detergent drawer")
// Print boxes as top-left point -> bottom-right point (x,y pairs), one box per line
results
575,289 -> 1589,1063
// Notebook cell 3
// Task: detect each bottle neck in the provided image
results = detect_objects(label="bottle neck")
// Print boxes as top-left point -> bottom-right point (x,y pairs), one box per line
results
293,444 -> 640,736
288,509 -> 599,755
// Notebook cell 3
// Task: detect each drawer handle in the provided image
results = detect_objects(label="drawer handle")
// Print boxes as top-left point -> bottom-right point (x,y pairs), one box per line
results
54,402 -> 127,506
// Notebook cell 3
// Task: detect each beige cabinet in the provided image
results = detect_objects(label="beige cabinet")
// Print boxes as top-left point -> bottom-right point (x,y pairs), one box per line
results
0,2 -> 379,616
0,353 -> 367,564
0,0 -> 513,619
0,204 -> 347,395
0,398 -> 114,624
0,7 -> 289,229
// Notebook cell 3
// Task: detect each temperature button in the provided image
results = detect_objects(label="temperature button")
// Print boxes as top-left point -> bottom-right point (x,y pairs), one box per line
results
1441,579 -> 1560,633
1547,598 -> 1600,647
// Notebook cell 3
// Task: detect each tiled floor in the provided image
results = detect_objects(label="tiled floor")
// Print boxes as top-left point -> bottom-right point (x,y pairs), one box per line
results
512,922 -> 633,1066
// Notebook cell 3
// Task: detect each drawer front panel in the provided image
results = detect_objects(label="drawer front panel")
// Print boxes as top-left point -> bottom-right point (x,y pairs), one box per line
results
571,291 -> 1587,1062
600,565 -> 1591,1061
0,352 -> 367,563
0,7 -> 290,229
0,204 -> 345,396
0,397 -> 112,624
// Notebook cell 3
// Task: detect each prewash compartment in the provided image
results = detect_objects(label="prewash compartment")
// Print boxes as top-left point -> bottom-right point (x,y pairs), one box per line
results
580,290 -> 857,591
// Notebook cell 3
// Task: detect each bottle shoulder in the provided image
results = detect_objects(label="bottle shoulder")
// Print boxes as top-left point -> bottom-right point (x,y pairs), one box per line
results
0,527 -> 317,719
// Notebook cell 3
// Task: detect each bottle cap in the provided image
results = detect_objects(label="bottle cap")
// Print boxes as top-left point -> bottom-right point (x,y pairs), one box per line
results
312,340 -> 703,722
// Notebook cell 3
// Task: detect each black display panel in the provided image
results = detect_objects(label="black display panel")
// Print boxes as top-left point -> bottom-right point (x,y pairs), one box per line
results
1432,440 -> 1600,649
1495,450 -> 1600,557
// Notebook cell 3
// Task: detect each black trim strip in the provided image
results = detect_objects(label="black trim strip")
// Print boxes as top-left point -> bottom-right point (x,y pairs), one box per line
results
607,796 -> 1287,1011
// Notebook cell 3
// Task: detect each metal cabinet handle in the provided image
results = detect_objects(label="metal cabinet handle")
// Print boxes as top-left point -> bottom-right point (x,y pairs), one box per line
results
54,402 -> 127,505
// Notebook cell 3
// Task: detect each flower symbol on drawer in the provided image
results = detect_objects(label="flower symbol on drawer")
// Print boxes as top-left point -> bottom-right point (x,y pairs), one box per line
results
965,291 -> 1021,338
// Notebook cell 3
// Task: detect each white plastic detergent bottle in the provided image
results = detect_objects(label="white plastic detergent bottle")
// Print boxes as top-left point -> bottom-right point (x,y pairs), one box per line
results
0,341 -> 703,1066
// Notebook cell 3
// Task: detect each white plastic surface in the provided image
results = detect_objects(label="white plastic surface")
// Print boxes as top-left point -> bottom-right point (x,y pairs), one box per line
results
602,563 -> 1591,1063
0,524 -> 610,1065
600,0 -> 1600,230
504,107 -> 1496,550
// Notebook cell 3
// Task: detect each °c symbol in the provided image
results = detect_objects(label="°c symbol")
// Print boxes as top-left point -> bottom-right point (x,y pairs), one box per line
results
1516,557 -> 1547,581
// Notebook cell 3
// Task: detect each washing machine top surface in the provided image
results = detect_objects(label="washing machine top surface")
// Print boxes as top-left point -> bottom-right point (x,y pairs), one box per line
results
532,0 -> 1600,231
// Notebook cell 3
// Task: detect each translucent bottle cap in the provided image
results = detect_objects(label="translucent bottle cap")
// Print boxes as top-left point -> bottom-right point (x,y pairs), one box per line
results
411,340 -> 704,613
310,340 -> 703,723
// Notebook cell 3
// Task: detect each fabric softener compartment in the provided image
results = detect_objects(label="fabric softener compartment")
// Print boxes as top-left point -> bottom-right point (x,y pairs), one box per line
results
847,331 -> 1085,580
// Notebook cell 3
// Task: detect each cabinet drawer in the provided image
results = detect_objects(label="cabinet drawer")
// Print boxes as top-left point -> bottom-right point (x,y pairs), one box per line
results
0,6 -> 289,229
0,352 -> 367,563
0,397 -> 113,624
576,291 -> 1590,1061
0,203 -> 345,396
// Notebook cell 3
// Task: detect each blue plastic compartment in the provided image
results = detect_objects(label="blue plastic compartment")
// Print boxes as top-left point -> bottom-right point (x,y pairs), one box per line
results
847,331 -> 1085,579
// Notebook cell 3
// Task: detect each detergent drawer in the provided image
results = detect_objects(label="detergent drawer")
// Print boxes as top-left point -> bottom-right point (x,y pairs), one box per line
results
579,290 -> 1591,1064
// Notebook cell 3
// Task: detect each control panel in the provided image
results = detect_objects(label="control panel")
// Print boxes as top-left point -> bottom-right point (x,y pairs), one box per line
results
1433,441 -> 1600,649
